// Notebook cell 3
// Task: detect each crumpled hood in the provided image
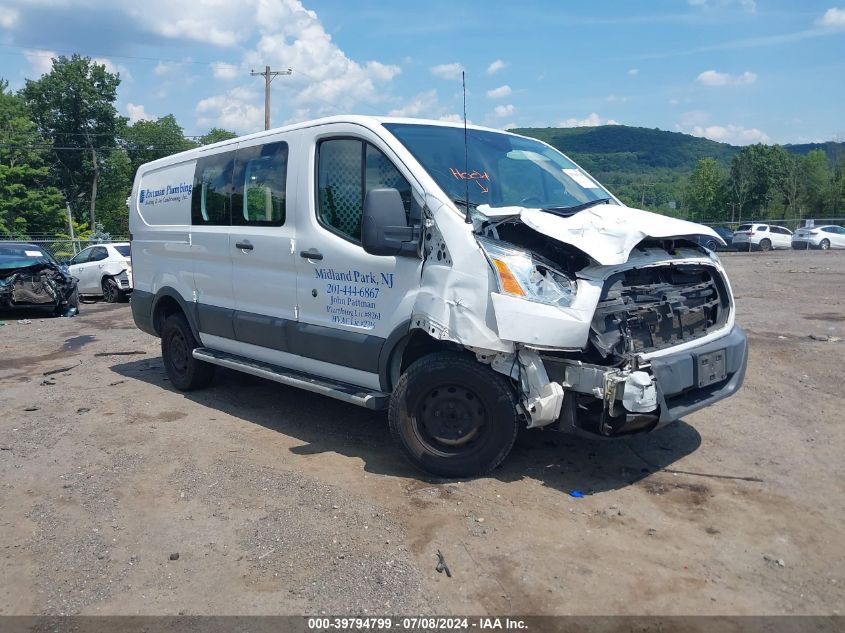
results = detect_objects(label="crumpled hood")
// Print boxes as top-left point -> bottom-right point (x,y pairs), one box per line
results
517,204 -> 723,266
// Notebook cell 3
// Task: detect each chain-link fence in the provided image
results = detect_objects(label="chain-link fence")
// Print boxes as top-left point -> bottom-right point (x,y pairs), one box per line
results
0,237 -> 130,262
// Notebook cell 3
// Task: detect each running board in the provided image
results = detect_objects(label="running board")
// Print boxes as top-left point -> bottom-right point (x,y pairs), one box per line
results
192,348 -> 389,410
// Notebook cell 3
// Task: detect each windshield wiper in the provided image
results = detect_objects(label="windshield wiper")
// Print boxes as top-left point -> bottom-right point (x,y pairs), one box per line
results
541,198 -> 612,217
451,198 -> 478,209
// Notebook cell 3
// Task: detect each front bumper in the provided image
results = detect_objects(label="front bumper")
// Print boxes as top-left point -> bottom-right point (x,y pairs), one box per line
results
648,325 -> 747,426
544,325 -> 748,436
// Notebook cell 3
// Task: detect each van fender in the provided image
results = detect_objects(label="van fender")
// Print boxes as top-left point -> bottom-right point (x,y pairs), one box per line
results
150,287 -> 201,341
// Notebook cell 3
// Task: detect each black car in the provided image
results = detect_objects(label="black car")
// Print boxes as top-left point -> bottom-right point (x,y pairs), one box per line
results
691,226 -> 735,252
0,242 -> 79,316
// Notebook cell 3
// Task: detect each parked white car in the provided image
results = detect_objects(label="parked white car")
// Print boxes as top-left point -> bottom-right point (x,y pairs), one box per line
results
792,225 -> 845,250
67,243 -> 132,302
731,224 -> 793,251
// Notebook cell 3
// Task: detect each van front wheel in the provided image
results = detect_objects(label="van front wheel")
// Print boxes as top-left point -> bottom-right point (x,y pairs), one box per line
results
389,353 -> 519,478
161,313 -> 215,391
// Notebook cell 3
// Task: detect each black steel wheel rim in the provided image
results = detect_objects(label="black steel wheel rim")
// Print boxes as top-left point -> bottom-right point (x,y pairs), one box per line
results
168,330 -> 189,374
103,280 -> 115,302
413,384 -> 487,455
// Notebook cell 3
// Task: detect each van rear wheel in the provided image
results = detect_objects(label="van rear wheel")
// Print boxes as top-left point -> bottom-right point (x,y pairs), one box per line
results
388,353 -> 519,478
759,238 -> 772,251
161,313 -> 214,391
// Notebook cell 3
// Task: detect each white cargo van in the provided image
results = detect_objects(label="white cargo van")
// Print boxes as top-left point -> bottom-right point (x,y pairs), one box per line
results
129,116 -> 747,477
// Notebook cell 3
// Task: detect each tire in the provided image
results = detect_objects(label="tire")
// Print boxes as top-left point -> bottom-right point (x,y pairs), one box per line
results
161,312 -> 215,391
388,352 -> 520,478
820,239 -> 830,251
55,287 -> 80,317
704,239 -> 718,251
759,238 -> 772,252
102,277 -> 119,303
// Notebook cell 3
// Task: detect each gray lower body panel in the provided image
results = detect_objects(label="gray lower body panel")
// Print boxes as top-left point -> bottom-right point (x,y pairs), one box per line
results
650,325 -> 748,426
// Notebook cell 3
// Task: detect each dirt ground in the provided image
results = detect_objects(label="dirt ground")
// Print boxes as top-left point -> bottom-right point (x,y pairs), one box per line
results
1,250 -> 843,616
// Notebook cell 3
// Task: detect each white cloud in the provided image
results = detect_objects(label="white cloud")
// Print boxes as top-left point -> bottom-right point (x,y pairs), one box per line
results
627,68 -> 639,76
0,5 -> 19,28
196,87 -> 263,132
486,85 -> 512,99
438,113 -> 463,124
154,58 -> 191,76
23,49 -> 55,77
696,69 -> 757,86
126,1 -> 253,47
94,57 -> 132,80
388,90 -> 438,118
487,59 -> 506,75
679,109 -> 710,127
502,122 -> 518,130
195,0 -> 402,129
431,63 -> 464,80
211,63 -> 242,80
558,113 -> 619,127
493,104 -> 515,118
126,103 -> 154,123
817,7 -> 845,28
690,124 -> 770,144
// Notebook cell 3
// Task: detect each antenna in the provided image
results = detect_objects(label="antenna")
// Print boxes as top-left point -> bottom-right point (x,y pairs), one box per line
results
462,71 -> 472,224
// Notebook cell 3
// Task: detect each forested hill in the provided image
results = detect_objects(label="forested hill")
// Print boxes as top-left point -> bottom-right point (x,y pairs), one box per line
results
512,125 -> 845,211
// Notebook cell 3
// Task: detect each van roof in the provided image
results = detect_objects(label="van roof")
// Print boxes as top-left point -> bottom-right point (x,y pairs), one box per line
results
138,115 -> 527,170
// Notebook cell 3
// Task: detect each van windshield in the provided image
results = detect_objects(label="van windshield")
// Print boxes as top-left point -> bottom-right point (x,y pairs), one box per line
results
383,123 -> 615,213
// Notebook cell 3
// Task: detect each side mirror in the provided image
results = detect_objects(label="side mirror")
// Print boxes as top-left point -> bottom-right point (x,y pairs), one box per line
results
361,188 -> 420,257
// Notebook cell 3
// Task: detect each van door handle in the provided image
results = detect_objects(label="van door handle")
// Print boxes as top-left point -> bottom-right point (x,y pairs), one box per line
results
299,248 -> 323,260
235,241 -> 253,251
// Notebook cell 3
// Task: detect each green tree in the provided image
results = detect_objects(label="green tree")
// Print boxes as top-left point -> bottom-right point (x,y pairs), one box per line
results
199,128 -> 237,145
122,114 -> 197,176
96,149 -> 133,236
801,149 -> 831,216
771,146 -> 802,218
0,79 -> 65,237
684,158 -> 727,221
22,54 -> 123,229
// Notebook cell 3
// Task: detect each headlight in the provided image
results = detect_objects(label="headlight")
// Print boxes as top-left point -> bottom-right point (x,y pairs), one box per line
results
476,236 -> 576,307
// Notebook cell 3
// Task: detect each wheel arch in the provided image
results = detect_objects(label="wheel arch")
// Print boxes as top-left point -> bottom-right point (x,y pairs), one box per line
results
378,323 -> 465,393
151,288 -> 201,341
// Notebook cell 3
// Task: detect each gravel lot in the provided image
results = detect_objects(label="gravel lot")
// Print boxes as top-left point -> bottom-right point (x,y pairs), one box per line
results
1,250 -> 843,616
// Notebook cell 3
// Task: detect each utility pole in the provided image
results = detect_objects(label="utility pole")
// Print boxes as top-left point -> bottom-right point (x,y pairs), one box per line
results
250,66 -> 292,130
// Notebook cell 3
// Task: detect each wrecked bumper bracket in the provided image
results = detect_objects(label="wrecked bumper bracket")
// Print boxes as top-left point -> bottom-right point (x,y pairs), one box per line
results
649,325 -> 748,427
543,325 -> 748,437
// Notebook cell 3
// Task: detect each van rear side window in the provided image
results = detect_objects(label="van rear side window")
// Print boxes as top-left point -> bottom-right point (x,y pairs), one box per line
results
233,142 -> 288,226
192,152 -> 234,225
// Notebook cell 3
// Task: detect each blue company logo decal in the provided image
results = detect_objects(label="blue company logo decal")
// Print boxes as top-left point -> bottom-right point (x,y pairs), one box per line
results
140,182 -> 193,205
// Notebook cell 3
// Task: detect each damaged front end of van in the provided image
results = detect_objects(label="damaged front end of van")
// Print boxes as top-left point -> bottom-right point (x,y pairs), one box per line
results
405,197 -> 746,441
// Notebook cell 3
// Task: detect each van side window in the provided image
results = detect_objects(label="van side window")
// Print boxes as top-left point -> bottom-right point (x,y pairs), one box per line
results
192,152 -> 234,225
232,142 -> 288,226
317,139 -> 411,242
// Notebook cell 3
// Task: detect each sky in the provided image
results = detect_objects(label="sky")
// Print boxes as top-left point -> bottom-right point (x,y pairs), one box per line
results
0,0 -> 843,145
